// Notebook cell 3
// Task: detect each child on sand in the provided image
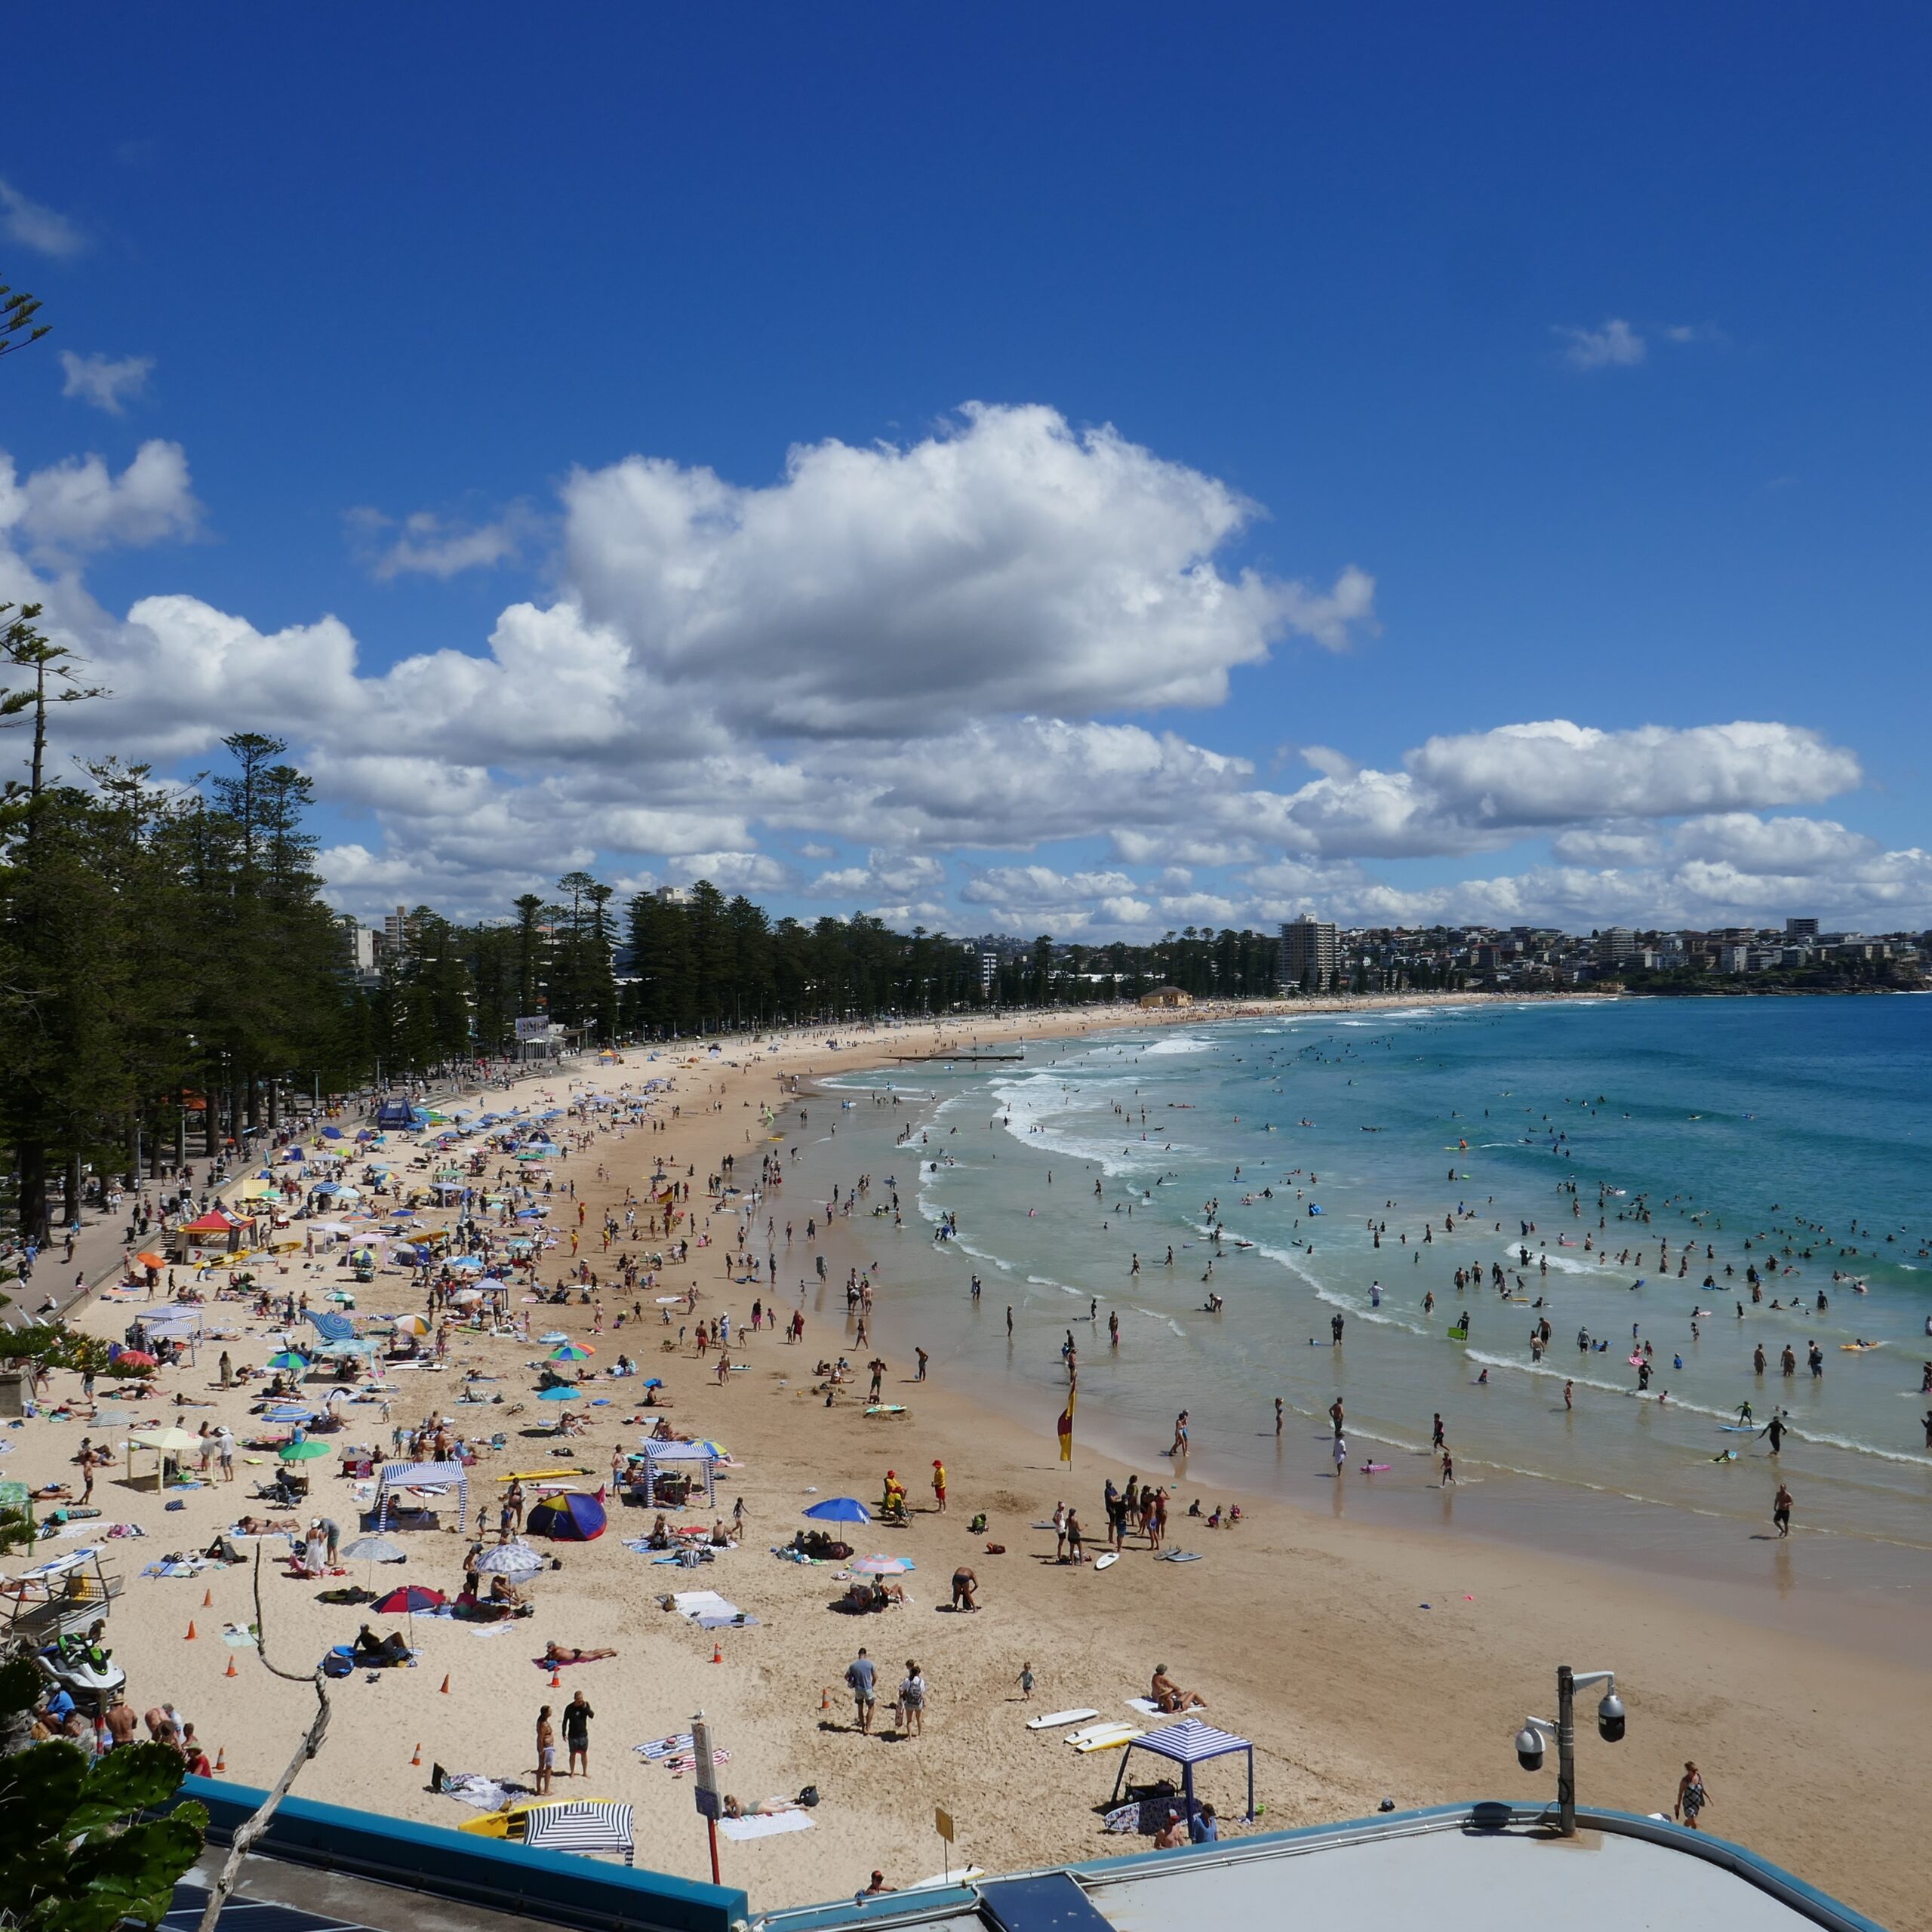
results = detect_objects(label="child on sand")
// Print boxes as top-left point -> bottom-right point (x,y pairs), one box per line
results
1017,1660 -> 1034,1701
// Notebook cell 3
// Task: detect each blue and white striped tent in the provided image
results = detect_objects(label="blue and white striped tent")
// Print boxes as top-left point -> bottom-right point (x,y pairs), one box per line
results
519,1801 -> 635,1864
371,1460 -> 469,1531
1109,1718 -> 1257,1822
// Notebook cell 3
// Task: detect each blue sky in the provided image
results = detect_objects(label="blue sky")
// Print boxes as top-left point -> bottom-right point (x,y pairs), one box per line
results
3,5 -> 1927,934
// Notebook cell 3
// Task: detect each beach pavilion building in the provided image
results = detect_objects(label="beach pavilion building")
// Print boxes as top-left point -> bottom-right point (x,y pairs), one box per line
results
164,1782 -> 1887,1932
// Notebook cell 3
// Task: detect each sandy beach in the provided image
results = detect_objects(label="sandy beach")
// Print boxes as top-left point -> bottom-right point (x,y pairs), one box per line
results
14,995 -> 1928,1932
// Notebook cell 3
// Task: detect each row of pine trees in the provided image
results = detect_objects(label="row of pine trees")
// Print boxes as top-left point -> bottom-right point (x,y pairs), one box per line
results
2,608 -> 1276,1239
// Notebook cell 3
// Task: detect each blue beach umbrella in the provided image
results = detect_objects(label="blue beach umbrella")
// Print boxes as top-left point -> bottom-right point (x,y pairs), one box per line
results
802,1497 -> 872,1523
537,1385 -> 579,1402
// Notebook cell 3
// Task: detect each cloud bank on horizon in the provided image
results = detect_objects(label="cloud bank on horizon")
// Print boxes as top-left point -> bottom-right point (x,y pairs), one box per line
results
3,403 -> 1924,937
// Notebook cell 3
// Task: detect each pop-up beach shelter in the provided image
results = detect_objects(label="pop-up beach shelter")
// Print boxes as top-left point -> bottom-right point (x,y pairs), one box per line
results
528,1490 -> 607,1540
639,1438 -> 718,1507
1109,1717 -> 1257,1822
372,1460 -> 469,1531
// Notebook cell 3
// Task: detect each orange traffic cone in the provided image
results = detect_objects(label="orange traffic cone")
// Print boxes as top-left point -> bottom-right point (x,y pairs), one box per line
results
820,1686 -> 831,1710
411,1743 -> 422,1767
710,1643 -> 723,1665
224,1657 -> 238,1678
439,1674 -> 451,1694
202,1588 -> 214,1608
214,1749 -> 225,1773
549,1669 -> 561,1687
185,1621 -> 197,1641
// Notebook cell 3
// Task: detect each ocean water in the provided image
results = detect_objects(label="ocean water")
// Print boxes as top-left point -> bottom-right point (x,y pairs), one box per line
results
808,997 -> 1932,1614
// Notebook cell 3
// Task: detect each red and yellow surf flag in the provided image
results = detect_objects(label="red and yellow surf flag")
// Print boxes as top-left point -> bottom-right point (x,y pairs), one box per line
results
1057,1389 -> 1075,1463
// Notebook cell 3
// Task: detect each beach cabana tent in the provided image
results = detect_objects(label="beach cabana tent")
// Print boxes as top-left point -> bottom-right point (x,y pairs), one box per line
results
125,1427 -> 201,1489
1108,1717 -> 1257,1822
640,1439 -> 718,1507
372,1460 -> 469,1531
527,1491 -> 606,1541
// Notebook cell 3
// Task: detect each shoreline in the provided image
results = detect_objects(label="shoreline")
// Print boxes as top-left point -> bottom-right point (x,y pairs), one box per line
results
23,999 -> 1930,1931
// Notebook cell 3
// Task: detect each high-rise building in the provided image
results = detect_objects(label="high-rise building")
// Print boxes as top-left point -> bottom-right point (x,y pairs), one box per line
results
1785,917 -> 1819,941
1597,928 -> 1638,963
1280,916 -> 1339,989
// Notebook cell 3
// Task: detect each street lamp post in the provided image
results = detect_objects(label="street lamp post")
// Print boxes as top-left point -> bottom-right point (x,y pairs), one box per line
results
1512,1664 -> 1626,1836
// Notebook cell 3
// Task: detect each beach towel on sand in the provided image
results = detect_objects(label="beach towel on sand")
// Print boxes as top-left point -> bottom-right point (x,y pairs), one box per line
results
718,1811 -> 812,1840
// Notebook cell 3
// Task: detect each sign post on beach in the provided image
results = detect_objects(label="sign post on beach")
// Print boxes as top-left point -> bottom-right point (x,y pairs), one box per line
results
691,1708 -> 721,1882
935,1805 -> 954,1884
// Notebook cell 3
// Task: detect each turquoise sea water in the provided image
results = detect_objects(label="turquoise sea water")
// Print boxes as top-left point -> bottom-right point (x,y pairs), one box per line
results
808,997 -> 1932,1614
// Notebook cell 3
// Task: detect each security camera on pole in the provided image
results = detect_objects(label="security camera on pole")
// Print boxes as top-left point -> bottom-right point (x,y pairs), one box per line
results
1512,1664 -> 1626,1837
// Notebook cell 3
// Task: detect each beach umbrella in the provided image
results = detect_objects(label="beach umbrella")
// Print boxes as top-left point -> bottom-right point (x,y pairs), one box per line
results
539,1332 -> 570,1344
371,1581 -> 446,1642
265,1350 -> 311,1372
537,1385 -> 579,1401
372,1583 -> 445,1614
133,1251 -> 168,1269
801,1497 -> 872,1523
476,1540 -> 544,1576
548,1343 -> 592,1361
340,1533 -> 406,1596
641,1377 -> 663,1390
851,1555 -> 913,1575
394,1314 -> 431,1336
114,1349 -> 158,1370
278,1438 -> 331,1462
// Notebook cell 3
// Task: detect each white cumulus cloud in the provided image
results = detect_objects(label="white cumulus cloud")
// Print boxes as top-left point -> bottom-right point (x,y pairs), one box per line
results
562,401 -> 1374,737
0,441 -> 200,558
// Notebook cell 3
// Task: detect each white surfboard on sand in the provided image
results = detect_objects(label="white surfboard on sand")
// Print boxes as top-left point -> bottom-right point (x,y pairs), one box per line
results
1026,1708 -> 1100,1730
1094,1551 -> 1119,1571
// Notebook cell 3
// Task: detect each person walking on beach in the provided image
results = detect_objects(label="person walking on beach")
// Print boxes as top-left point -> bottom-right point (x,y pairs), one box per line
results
845,1647 -> 877,1734
562,1690 -> 593,1777
1017,1660 -> 1035,1701
1275,1396 -> 1284,1437
1772,1482 -> 1794,1538
1330,1397 -> 1346,1439
1674,1761 -> 1710,1829
1169,1411 -> 1189,1456
895,1660 -> 926,1737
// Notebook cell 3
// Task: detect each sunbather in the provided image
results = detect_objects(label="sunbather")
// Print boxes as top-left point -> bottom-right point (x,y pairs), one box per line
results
1150,1665 -> 1205,1713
